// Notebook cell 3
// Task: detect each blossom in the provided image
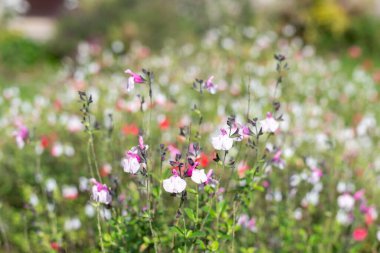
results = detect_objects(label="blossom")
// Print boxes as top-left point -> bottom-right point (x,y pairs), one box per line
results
259,112 -> 279,133
191,169 -> 208,184
352,228 -> 367,241
121,148 -> 141,174
204,76 -> 217,94
90,179 -> 112,204
205,169 -> 218,187
124,69 -> 145,92
62,185 -> 78,200
272,149 -> 285,169
163,170 -> 186,193
13,124 -> 29,149
337,194 -> 355,211
211,128 -> 233,150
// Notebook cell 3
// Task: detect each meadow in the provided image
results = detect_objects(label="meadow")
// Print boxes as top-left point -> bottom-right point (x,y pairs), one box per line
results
1,25 -> 380,252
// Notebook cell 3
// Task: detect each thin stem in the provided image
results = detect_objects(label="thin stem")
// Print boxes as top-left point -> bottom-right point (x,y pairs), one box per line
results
89,134 -> 102,182
231,200 -> 237,252
96,205 -> 105,253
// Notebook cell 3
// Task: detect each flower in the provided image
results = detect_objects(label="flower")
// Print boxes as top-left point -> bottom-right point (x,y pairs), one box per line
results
90,179 -> 112,204
163,170 -> 186,193
337,194 -> 355,211
259,112 -> 279,133
204,76 -> 217,94
62,185 -> 78,200
13,124 -> 29,149
124,69 -> 145,92
205,169 -> 218,187
211,128 -> 233,150
191,169 -> 208,184
352,228 -> 367,241
121,148 -> 141,174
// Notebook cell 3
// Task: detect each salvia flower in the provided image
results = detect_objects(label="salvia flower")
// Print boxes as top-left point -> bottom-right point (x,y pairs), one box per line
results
337,193 -> 355,211
13,124 -> 29,149
90,179 -> 112,205
163,170 -> 186,193
259,112 -> 279,133
204,76 -> 217,94
121,147 -> 141,174
211,128 -> 233,150
124,69 -> 145,92
191,169 -> 208,184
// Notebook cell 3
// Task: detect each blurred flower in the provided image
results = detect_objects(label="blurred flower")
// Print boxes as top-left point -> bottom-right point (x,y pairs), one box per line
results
64,217 -> 81,231
124,69 -> 145,92
13,123 -> 29,149
62,185 -> 78,200
338,194 -> 355,211
352,228 -> 367,241
90,179 -> 112,205
259,112 -> 279,133
204,76 -> 217,94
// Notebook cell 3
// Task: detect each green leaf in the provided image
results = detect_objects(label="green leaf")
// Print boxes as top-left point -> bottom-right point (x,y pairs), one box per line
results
209,241 -> 219,251
184,208 -> 196,222
103,233 -> 112,242
189,231 -> 206,238
170,226 -> 185,236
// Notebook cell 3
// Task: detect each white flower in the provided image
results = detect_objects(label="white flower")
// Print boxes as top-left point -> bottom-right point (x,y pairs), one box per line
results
377,230 -> 380,242
91,180 -> 112,205
126,77 -> 135,92
259,112 -> 279,133
337,194 -> 355,211
121,155 -> 140,174
191,169 -> 207,184
211,128 -> 233,150
163,176 -> 186,193
336,210 -> 352,225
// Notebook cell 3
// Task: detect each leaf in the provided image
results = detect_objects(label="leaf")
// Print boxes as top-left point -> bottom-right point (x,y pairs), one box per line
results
170,226 -> 184,236
184,208 -> 196,222
189,231 -> 206,238
209,241 -> 219,251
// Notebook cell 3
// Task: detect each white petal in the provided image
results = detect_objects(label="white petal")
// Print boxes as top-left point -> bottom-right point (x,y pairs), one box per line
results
191,169 -> 208,184
163,176 -> 186,193
126,77 -> 135,92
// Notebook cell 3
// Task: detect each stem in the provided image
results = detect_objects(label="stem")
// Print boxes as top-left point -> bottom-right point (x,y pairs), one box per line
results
231,200 -> 237,252
89,134 -> 102,182
96,205 -> 105,253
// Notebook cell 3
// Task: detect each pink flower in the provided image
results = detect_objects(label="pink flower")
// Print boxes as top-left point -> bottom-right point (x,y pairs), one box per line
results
352,228 -> 367,241
13,124 -> 29,149
354,189 -> 365,201
121,148 -> 141,174
124,69 -> 145,92
90,179 -> 112,204
259,112 -> 279,133
204,76 -> 217,94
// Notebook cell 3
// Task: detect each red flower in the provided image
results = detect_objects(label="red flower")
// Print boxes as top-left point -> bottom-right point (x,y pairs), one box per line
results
159,117 -> 170,130
353,228 -> 367,241
197,152 -> 210,168
50,242 -> 60,251
40,136 -> 50,149
122,124 -> 139,136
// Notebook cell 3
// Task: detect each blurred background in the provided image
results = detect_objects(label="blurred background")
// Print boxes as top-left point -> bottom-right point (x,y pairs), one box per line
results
1,0 -> 380,76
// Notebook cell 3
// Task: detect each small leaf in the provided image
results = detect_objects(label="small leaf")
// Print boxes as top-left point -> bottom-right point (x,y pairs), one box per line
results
184,208 -> 196,222
209,241 -> 219,251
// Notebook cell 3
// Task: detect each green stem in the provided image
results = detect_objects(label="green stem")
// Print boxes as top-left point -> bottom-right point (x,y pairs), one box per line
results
96,205 -> 105,253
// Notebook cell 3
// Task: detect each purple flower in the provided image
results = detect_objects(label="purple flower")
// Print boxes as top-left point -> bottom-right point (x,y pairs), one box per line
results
204,76 -> 217,94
